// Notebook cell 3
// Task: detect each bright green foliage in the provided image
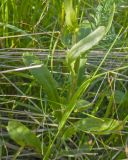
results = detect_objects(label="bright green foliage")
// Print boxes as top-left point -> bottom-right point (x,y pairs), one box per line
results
23,52 -> 59,103
64,0 -> 78,31
67,26 -> 106,63
1,0 -> 128,159
23,52 -> 62,120
35,24 -> 107,158
63,117 -> 123,139
7,121 -> 41,154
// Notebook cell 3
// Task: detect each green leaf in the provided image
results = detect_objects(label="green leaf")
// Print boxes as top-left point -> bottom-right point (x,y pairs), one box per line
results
93,1 -> 115,34
63,117 -> 123,139
75,117 -> 123,134
0,22 -> 35,41
105,3 -> 115,34
23,52 -> 62,120
23,53 -> 59,102
7,121 -> 41,154
61,20 -> 91,48
74,99 -> 91,112
67,26 -> 105,63
77,57 -> 87,86
64,0 -> 78,31
58,77 -> 93,131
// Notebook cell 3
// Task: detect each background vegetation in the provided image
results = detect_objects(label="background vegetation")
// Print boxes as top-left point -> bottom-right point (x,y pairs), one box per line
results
0,0 -> 128,159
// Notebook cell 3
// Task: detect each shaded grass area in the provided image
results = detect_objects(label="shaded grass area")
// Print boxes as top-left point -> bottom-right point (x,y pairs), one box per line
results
0,0 -> 128,159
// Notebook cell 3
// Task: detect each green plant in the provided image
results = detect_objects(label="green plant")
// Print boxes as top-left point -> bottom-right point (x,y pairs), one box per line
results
1,0 -> 128,159
7,24 -> 124,159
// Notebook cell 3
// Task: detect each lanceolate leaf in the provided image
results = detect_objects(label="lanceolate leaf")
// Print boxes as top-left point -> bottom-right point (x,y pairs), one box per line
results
23,53 -> 61,120
7,121 -> 41,154
23,53 -> 62,120
23,52 -> 59,103
74,117 -> 123,134
63,117 -> 123,139
105,3 -> 115,34
67,26 -> 105,63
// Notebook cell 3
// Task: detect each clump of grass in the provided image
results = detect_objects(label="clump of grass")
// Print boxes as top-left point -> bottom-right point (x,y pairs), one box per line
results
0,0 -> 128,160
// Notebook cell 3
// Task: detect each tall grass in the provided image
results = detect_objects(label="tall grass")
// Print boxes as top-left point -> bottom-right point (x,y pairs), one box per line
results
0,0 -> 128,159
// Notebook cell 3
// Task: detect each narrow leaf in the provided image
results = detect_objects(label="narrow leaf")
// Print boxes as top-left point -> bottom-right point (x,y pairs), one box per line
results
0,22 -> 34,41
63,118 -> 123,139
105,3 -> 115,34
67,26 -> 105,63
74,117 -> 123,135
23,52 -> 59,103
23,53 -> 62,120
